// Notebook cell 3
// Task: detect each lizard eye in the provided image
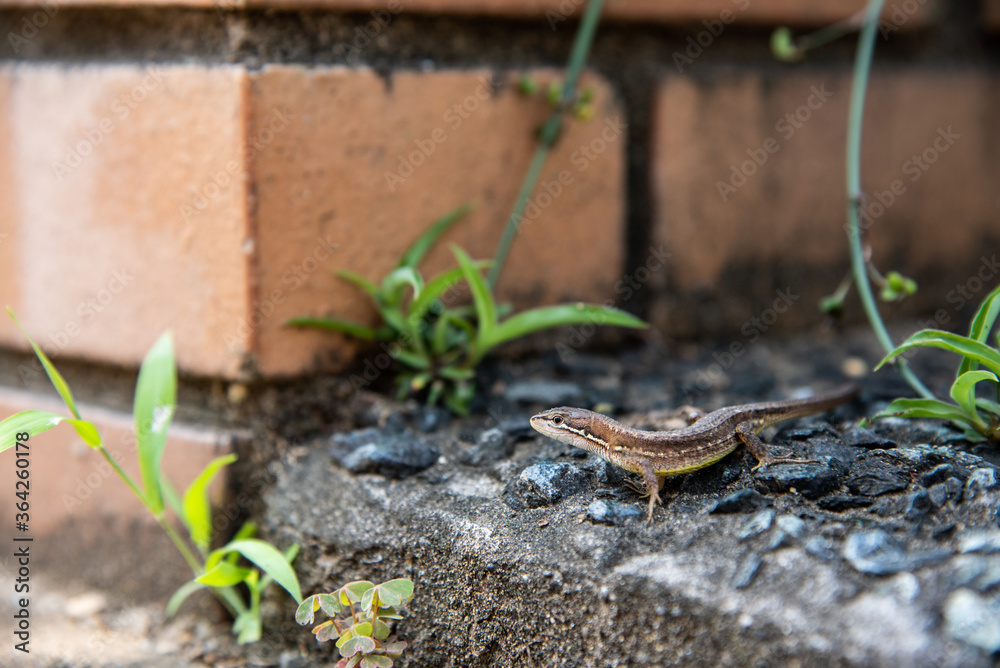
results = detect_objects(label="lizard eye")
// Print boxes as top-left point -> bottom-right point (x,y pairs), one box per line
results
551,416 -> 564,426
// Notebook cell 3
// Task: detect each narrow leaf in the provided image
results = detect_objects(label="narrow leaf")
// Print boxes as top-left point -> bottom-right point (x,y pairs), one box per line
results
7,308 -> 82,419
380,267 -> 423,307
182,453 -> 238,551
876,330 -> 1000,377
234,610 -> 262,644
950,370 -> 997,425
166,579 -> 207,617
484,304 -> 647,354
867,398 -> 976,425
218,539 -> 302,603
160,474 -> 184,519
285,317 -> 378,341
335,269 -> 379,297
409,261 -> 491,324
451,246 -> 496,347
196,561 -> 252,587
258,543 -> 299,591
398,203 -> 473,269
64,418 -> 102,447
0,411 -> 83,453
959,284 -> 1000,376
133,332 -> 177,514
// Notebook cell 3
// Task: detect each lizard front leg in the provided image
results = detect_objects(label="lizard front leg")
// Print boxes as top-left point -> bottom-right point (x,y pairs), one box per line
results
737,422 -> 817,471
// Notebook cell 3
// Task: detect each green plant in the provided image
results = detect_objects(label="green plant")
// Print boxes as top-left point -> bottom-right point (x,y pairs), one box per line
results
296,578 -> 414,667
864,284 -> 1000,442
0,309 -> 302,643
774,0 -> 935,401
288,206 -> 646,414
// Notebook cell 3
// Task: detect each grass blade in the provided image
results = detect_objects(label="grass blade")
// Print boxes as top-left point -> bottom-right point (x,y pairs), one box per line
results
959,284 -> 1000,376
335,270 -> 379,297
398,203 -> 473,269
867,397 -> 978,425
133,332 -> 177,514
950,370 -> 997,426
286,317 -> 378,341
0,410 -> 73,452
451,246 -> 496,349
7,307 -> 83,420
166,579 -> 207,617
217,539 -> 302,603
484,303 -> 646,353
196,561 -> 252,587
876,330 -> 1000,378
409,261 -> 491,325
182,453 -> 238,552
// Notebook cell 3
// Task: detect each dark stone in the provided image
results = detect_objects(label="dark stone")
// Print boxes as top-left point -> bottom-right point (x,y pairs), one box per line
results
459,427 -> 515,466
502,462 -> 590,510
804,439 -> 859,469
965,468 -> 999,501
586,499 -> 643,526
413,405 -> 451,433
842,529 -> 951,575
504,380 -> 583,405
845,469 -> 909,497
579,455 -> 626,486
732,553 -> 762,589
903,490 -> 932,521
753,457 -> 847,499
679,454 -> 744,495
331,427 -> 439,478
708,489 -> 772,514
919,464 -> 969,488
927,481 -> 959,509
778,422 -> 841,441
842,427 -> 896,449
817,495 -> 874,512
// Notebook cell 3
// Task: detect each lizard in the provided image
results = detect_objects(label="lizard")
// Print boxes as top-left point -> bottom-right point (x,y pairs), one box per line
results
529,383 -> 859,522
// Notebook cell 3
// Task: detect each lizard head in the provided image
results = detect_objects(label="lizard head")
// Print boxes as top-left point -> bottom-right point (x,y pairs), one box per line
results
530,407 -> 606,456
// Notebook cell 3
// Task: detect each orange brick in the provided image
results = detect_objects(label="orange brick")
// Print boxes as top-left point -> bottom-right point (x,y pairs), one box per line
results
0,0 -> 936,26
651,69 -> 999,336
248,67 -> 625,376
0,386 -> 236,536
0,64 -> 253,378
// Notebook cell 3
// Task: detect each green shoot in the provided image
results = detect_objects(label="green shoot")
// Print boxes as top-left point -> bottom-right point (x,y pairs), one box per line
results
297,578 -> 414,668
0,311 -> 302,643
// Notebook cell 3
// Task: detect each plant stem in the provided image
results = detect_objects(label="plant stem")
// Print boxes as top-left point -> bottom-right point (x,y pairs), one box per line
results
845,0 -> 934,399
488,0 -> 605,288
95,443 -> 146,501
157,512 -> 204,574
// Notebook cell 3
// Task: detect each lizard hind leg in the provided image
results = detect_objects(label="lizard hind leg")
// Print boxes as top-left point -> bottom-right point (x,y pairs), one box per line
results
635,459 -> 664,523
737,422 -> 817,471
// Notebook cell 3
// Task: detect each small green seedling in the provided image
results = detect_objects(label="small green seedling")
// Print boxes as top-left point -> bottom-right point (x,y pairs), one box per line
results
865,284 -> 1000,442
288,205 -> 646,414
0,309 -> 302,643
296,578 -> 415,668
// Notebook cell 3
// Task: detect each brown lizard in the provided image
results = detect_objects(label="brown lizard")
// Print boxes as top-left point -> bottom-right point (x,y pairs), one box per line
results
530,383 -> 859,521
